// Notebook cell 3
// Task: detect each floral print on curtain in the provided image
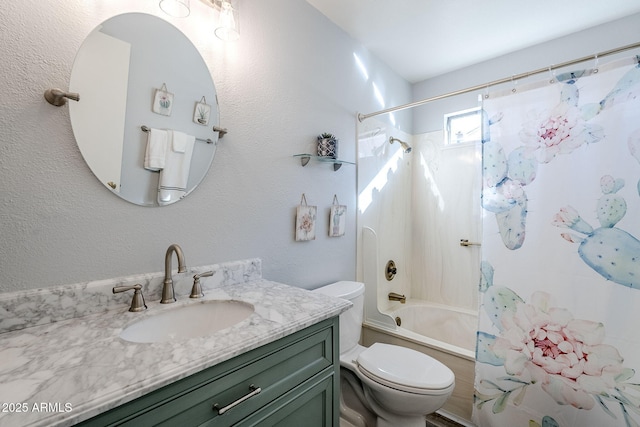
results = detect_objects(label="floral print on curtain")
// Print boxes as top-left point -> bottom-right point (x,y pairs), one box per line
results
474,57 -> 640,427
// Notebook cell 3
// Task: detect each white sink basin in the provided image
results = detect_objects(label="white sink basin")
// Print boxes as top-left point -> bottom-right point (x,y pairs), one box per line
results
119,300 -> 254,343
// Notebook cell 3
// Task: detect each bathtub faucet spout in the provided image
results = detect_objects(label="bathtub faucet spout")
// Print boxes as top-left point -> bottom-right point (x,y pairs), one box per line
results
388,292 -> 406,303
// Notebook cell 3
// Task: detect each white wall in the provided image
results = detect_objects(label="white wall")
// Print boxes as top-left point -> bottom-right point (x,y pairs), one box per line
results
0,0 -> 412,292
411,13 -> 640,133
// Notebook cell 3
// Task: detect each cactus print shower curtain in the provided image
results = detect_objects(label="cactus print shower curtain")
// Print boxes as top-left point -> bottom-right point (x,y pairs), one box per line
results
473,57 -> 640,427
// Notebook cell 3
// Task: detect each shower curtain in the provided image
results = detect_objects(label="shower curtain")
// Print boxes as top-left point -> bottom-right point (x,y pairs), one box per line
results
473,57 -> 640,427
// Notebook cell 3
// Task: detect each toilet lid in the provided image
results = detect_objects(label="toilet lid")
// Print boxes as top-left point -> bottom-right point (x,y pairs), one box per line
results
356,343 -> 454,391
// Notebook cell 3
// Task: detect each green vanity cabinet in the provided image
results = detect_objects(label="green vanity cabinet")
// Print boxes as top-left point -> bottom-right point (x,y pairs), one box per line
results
78,317 -> 339,427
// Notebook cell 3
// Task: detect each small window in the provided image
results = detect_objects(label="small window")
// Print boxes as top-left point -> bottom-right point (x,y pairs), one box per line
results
444,107 -> 481,146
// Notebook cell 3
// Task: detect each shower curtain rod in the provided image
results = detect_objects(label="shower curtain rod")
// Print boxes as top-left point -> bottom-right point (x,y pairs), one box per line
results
357,41 -> 640,122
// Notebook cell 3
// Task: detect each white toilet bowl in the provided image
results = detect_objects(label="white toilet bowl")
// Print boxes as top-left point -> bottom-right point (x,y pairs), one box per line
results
341,343 -> 454,427
313,281 -> 455,427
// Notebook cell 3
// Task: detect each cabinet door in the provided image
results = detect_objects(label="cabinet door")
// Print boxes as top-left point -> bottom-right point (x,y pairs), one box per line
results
228,371 -> 335,427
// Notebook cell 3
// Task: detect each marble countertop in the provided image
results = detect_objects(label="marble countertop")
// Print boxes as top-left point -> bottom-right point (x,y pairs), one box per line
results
0,279 -> 351,427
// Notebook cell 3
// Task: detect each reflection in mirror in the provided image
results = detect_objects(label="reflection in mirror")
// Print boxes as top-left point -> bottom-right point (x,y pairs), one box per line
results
69,13 -> 219,206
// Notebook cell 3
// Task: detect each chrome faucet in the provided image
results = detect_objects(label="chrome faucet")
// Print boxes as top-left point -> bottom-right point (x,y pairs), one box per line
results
388,292 -> 406,303
161,244 -> 186,304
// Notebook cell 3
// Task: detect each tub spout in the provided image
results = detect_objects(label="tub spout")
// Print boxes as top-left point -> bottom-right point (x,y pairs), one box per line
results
388,292 -> 406,303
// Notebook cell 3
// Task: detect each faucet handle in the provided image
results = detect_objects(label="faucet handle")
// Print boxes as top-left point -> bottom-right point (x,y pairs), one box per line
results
190,271 -> 214,299
113,284 -> 147,312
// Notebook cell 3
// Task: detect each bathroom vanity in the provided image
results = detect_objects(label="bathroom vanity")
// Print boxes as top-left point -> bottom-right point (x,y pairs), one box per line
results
78,318 -> 337,426
0,259 -> 350,427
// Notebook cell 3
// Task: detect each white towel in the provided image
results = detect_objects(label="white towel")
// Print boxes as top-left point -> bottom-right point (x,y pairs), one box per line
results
172,131 -> 188,153
144,128 -> 168,171
158,130 -> 195,205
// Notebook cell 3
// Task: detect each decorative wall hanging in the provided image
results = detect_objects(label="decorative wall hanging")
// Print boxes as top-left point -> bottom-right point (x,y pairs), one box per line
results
317,132 -> 338,159
152,83 -> 173,116
295,193 -> 316,241
193,96 -> 211,125
329,194 -> 346,237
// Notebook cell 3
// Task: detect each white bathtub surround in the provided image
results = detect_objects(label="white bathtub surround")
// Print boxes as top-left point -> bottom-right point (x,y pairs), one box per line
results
409,130 -> 481,311
0,259 -> 351,427
356,123 -> 481,314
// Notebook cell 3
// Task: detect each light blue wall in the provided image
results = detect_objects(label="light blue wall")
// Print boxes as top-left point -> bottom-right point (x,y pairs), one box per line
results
2,1 -> 636,294
0,0 -> 411,292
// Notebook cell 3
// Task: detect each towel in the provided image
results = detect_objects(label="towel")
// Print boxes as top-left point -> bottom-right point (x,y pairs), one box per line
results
172,131 -> 188,153
144,128 -> 168,171
158,130 -> 195,205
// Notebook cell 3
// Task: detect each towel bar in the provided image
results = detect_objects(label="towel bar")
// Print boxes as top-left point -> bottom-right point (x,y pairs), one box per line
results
141,125 -> 221,144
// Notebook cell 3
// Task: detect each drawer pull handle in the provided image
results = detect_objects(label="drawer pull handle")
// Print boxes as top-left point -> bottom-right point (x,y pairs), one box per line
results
213,384 -> 262,415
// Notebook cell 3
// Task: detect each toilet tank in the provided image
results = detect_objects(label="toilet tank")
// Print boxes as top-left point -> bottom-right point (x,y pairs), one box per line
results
313,281 -> 364,354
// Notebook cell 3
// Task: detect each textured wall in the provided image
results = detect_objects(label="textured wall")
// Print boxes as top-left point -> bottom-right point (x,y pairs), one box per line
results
0,0 -> 412,292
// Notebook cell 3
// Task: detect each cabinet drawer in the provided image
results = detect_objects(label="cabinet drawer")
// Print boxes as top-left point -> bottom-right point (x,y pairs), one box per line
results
145,326 -> 334,426
231,370 -> 335,427
81,318 -> 337,426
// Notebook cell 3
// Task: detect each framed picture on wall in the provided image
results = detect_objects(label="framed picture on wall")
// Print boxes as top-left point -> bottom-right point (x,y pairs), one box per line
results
193,97 -> 211,125
295,194 -> 317,241
152,83 -> 173,116
329,196 -> 346,237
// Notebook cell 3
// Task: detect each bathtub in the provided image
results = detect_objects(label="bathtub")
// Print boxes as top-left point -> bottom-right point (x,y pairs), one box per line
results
361,299 -> 478,425
389,300 -> 477,356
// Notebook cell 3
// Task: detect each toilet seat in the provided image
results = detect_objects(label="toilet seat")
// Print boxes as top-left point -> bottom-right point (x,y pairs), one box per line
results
356,343 -> 454,394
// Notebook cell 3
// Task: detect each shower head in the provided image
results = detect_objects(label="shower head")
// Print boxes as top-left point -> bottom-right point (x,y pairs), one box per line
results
389,137 -> 412,153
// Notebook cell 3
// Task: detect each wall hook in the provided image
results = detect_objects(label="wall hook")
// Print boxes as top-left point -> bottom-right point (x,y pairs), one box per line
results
44,88 -> 80,106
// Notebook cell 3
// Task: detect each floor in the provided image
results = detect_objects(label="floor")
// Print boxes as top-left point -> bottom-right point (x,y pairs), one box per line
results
426,413 -> 466,427
340,413 -> 465,427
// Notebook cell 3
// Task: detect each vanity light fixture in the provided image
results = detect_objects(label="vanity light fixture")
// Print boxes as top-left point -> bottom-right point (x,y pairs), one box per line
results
200,0 -> 240,41
159,0 -> 191,18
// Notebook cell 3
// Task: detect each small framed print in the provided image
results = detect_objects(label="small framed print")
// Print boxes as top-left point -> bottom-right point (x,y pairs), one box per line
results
193,97 -> 211,125
152,83 -> 173,116
295,194 -> 317,241
329,195 -> 346,237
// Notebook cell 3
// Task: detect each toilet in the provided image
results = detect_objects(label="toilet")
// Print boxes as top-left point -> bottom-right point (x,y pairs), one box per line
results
313,281 -> 455,427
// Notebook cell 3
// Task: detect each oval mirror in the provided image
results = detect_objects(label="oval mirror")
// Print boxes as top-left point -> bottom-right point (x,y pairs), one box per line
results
69,13 -> 219,206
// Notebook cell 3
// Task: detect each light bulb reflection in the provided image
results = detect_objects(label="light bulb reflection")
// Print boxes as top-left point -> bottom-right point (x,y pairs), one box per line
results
215,1 -> 239,41
159,0 -> 190,18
